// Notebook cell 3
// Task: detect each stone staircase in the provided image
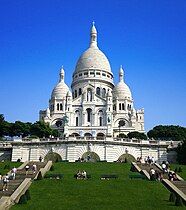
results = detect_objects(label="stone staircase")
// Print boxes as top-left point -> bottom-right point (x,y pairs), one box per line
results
136,163 -> 169,179
0,161 -> 46,199
136,163 -> 186,205
172,181 -> 186,194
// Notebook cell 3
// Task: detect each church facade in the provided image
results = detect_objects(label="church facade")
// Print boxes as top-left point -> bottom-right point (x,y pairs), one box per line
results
39,23 -> 145,138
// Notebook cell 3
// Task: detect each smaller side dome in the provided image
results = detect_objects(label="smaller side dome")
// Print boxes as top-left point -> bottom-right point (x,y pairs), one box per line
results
113,82 -> 132,99
113,66 -> 132,99
51,67 -> 69,99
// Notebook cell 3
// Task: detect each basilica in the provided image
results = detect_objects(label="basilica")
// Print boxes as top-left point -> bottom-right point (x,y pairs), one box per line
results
39,23 -> 145,138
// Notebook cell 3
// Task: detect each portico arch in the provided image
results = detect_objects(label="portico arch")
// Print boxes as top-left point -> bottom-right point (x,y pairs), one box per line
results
117,153 -> 136,163
82,152 -> 100,162
44,152 -> 62,163
84,133 -> 92,137
97,133 -> 105,139
70,133 -> 80,137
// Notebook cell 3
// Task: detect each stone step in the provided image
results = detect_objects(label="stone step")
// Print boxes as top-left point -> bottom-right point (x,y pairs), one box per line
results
0,161 -> 47,200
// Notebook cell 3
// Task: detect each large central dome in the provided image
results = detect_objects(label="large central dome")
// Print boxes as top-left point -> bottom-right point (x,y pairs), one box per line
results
75,45 -> 111,73
72,23 -> 113,87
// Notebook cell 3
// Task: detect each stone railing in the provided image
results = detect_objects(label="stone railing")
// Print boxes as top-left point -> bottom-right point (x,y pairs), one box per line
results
0,137 -> 173,147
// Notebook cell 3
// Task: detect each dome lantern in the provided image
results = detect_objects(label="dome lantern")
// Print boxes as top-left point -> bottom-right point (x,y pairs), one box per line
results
60,66 -> 65,82
90,21 -> 98,49
119,65 -> 124,82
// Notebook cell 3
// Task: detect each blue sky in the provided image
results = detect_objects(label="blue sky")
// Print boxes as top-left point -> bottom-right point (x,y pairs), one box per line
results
0,0 -> 186,131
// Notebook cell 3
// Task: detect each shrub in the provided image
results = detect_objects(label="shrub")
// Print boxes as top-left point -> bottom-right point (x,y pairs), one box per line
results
178,167 -> 182,173
169,193 -> 176,202
45,173 -> 63,179
18,194 -> 27,204
175,196 -> 184,206
25,190 -> 31,200
50,165 -> 54,171
37,171 -> 43,180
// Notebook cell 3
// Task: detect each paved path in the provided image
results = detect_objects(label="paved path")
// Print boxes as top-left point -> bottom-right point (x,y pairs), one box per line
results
0,162 -> 46,198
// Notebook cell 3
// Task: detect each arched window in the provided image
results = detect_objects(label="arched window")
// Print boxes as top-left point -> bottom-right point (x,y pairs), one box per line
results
79,88 -> 82,96
96,87 -> 100,95
60,104 -> 63,111
76,117 -> 78,126
102,88 -> 106,98
57,103 -> 59,111
87,108 -> 92,122
75,90 -> 77,98
98,110 -> 103,126
99,117 -> 103,126
75,110 -> 80,126
119,103 -> 121,110
122,103 -> 125,110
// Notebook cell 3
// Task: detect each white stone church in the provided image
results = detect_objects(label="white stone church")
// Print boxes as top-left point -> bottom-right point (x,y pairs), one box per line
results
39,23 -> 145,138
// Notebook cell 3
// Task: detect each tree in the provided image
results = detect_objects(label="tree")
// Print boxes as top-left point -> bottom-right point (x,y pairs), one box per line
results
118,133 -> 127,138
176,141 -> 186,164
127,131 -> 147,140
52,129 -> 60,137
0,114 -> 10,137
30,121 -> 52,138
0,114 -> 5,137
147,125 -> 186,141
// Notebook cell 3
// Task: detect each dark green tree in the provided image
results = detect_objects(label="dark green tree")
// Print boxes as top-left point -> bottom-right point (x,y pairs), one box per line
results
0,114 -> 5,137
52,129 -> 60,137
30,121 -> 52,138
0,114 -> 10,137
147,125 -> 186,141
118,133 -> 127,138
127,131 -> 147,140
176,141 -> 186,164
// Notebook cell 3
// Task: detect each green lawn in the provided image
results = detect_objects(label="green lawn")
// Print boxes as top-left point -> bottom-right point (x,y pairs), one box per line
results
12,162 -> 183,210
0,161 -> 22,175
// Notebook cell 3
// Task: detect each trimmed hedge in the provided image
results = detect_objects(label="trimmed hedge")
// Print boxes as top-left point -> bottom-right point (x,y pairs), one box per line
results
45,173 -> 63,179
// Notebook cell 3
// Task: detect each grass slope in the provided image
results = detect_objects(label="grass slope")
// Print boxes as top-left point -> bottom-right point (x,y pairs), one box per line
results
12,162 -> 181,210
0,161 -> 21,175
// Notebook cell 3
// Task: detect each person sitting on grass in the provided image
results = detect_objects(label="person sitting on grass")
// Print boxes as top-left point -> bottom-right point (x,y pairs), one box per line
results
82,170 -> 87,179
75,170 -> 82,179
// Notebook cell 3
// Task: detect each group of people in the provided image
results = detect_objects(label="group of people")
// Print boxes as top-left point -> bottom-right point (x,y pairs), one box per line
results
144,156 -> 155,165
25,164 -> 37,175
149,168 -> 163,181
0,166 -> 17,191
0,163 -> 38,192
75,170 -> 87,179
